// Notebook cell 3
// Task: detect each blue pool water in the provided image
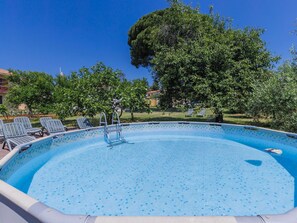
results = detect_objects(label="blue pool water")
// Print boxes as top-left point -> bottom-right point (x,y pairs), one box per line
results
5,129 -> 297,216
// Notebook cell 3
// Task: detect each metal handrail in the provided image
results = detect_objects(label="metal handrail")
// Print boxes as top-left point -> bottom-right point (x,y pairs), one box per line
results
112,112 -> 120,125
99,112 -> 125,146
99,112 -> 107,126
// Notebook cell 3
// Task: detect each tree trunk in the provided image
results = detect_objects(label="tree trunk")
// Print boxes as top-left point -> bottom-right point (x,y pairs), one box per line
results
131,112 -> 134,121
215,111 -> 224,123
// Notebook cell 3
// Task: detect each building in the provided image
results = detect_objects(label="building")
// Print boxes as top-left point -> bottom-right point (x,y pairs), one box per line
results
0,68 -> 10,104
146,90 -> 160,107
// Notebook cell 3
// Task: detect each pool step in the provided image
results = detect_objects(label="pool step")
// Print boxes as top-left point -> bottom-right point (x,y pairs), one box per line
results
105,126 -> 122,133
104,125 -> 126,144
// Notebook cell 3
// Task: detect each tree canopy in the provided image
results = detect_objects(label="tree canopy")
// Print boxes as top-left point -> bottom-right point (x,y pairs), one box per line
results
6,70 -> 54,115
5,62 -> 149,121
248,51 -> 297,132
120,78 -> 150,120
54,62 -> 124,119
53,62 -> 149,120
128,2 -> 277,121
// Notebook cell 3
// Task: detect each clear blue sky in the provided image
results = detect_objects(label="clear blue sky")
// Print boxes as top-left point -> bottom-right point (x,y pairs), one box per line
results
0,0 -> 296,83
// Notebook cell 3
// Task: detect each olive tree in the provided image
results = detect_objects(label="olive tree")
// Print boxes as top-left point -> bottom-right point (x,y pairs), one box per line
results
248,56 -> 297,132
54,62 -> 123,119
54,62 -> 150,120
120,78 -> 150,120
6,70 -> 54,115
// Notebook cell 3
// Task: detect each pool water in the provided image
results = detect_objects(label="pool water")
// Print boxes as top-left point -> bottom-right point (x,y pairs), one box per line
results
7,131 -> 295,216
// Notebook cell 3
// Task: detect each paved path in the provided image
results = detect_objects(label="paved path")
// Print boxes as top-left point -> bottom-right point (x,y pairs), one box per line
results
0,144 -> 9,159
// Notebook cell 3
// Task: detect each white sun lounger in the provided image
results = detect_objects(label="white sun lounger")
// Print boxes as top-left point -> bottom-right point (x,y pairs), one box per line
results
45,119 -> 66,134
2,123 -> 35,151
14,117 -> 42,136
76,117 -> 93,129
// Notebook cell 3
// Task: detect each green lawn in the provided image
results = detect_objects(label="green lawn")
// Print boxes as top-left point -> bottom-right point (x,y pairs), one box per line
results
0,110 -> 271,129
119,111 -> 270,126
65,110 -> 270,128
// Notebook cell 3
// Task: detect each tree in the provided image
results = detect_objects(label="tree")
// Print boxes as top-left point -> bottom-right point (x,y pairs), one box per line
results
53,74 -> 78,119
128,2 -> 277,122
248,56 -> 297,132
53,62 -> 150,121
53,62 -> 123,119
6,70 -> 54,115
120,78 -> 150,120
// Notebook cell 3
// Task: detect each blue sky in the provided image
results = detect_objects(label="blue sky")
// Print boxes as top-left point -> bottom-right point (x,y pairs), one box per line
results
0,0 -> 296,83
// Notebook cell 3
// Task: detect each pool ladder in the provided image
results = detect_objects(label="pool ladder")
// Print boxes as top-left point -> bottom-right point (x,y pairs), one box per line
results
99,112 -> 126,145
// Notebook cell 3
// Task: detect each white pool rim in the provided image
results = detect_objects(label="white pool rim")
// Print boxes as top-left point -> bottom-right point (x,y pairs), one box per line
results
0,121 -> 297,223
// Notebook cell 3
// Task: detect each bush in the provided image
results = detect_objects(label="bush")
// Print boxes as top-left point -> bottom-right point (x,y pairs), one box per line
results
0,104 -> 8,118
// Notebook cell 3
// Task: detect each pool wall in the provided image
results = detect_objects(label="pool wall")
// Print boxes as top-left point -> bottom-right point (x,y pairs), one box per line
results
1,122 -> 297,223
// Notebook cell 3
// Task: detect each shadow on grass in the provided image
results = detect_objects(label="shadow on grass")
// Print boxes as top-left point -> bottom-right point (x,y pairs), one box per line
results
225,115 -> 250,119
223,119 -> 271,128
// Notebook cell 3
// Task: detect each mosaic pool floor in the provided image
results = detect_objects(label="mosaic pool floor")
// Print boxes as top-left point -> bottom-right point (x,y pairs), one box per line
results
9,135 -> 294,216
10,135 -> 293,216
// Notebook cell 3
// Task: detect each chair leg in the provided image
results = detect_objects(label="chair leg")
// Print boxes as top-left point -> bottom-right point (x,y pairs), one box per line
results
2,141 -> 6,150
7,141 -> 12,151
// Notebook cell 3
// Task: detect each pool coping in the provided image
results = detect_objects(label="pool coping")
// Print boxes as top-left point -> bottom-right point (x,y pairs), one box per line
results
0,121 -> 297,223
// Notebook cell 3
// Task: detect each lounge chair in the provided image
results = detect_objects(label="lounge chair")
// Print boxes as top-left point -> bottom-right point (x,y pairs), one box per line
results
40,117 -> 52,128
76,117 -> 93,129
45,119 -> 66,134
197,108 -> 206,117
14,117 -> 42,136
40,117 -> 52,134
0,119 -> 4,140
185,108 -> 194,117
2,123 -> 35,151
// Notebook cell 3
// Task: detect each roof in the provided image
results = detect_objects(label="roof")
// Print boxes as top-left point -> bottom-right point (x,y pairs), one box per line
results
0,68 -> 11,75
147,90 -> 160,94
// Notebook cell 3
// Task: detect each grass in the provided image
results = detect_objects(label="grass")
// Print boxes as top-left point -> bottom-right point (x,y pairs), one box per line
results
119,111 -> 270,127
65,110 -> 270,129
0,109 -> 271,129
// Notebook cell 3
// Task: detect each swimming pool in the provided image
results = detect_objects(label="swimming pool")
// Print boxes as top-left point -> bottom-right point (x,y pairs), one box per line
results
1,122 -> 297,223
